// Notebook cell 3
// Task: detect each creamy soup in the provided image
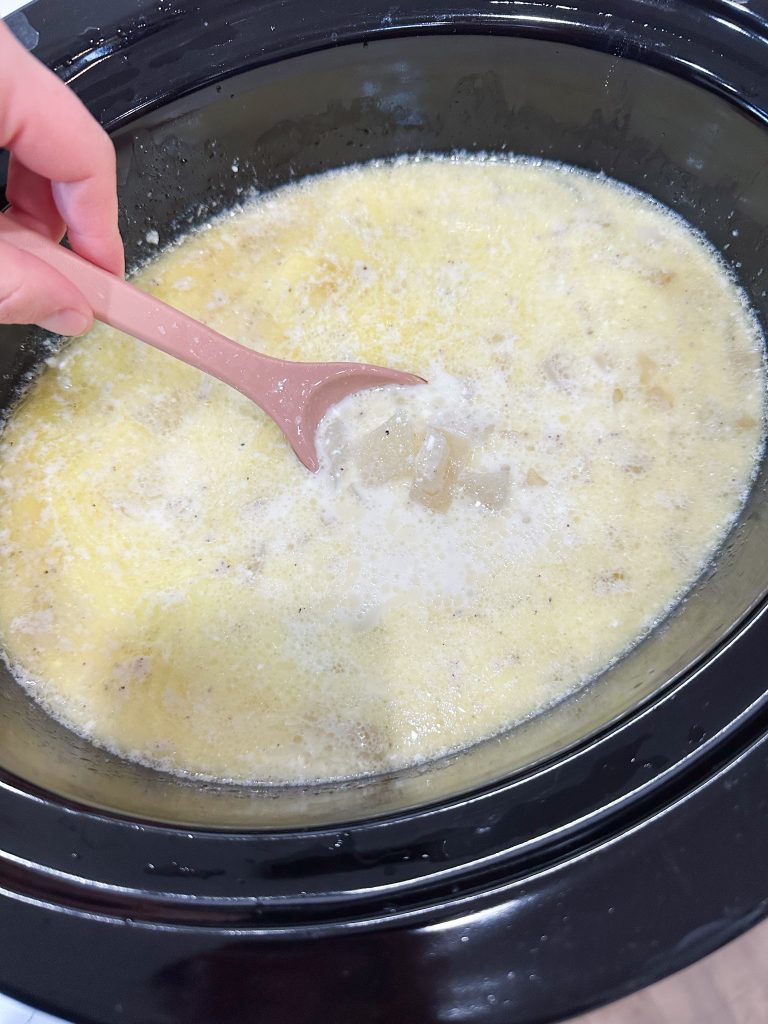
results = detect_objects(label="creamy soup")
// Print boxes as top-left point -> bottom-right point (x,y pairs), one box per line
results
0,156 -> 764,783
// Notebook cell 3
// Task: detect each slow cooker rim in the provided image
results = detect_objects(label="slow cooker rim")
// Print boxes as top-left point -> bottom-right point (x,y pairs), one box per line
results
0,2 -> 765,896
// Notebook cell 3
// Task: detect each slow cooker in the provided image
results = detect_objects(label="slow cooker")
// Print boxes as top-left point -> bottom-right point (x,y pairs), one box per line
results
1,2 -> 768,1022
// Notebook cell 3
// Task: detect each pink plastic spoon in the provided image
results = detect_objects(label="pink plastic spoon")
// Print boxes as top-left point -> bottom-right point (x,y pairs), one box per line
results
0,214 -> 424,471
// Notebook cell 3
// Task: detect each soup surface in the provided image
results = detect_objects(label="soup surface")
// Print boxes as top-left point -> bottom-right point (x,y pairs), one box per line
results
0,156 -> 764,783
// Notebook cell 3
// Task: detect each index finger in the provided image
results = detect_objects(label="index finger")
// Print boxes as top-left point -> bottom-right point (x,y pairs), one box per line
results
0,23 -> 124,275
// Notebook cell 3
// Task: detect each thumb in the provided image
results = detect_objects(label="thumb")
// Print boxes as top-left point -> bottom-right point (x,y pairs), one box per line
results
0,237 -> 93,335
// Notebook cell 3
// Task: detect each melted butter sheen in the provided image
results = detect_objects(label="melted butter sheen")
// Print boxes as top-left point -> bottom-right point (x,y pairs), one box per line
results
0,157 -> 764,783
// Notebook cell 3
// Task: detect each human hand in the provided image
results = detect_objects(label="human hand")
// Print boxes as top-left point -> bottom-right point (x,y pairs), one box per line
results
0,22 -> 124,336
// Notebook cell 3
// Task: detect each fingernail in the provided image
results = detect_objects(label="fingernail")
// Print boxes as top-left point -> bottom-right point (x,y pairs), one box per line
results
38,310 -> 91,337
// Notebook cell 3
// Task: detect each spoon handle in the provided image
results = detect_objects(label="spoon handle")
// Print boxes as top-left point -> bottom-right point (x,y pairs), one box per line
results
0,213 -> 284,395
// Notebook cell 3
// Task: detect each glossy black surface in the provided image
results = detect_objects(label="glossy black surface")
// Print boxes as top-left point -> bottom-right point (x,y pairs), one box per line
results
1,2 -> 768,1023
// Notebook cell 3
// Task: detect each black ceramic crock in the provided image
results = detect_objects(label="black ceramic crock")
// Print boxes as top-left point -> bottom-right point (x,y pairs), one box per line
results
1,2 -> 768,1022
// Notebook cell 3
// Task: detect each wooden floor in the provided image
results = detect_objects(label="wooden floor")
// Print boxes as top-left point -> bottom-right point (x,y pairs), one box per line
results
575,918 -> 768,1023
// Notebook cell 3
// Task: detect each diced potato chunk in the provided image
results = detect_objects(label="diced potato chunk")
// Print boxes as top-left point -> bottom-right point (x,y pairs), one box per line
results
594,569 -> 629,595
542,354 -> 572,389
410,427 -> 470,512
638,353 -> 657,385
356,414 -> 415,485
526,468 -> 547,487
592,351 -> 613,372
443,428 -> 471,468
323,417 -> 349,477
460,467 -> 510,511
731,348 -> 763,372
736,414 -> 758,430
646,385 -> 673,409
